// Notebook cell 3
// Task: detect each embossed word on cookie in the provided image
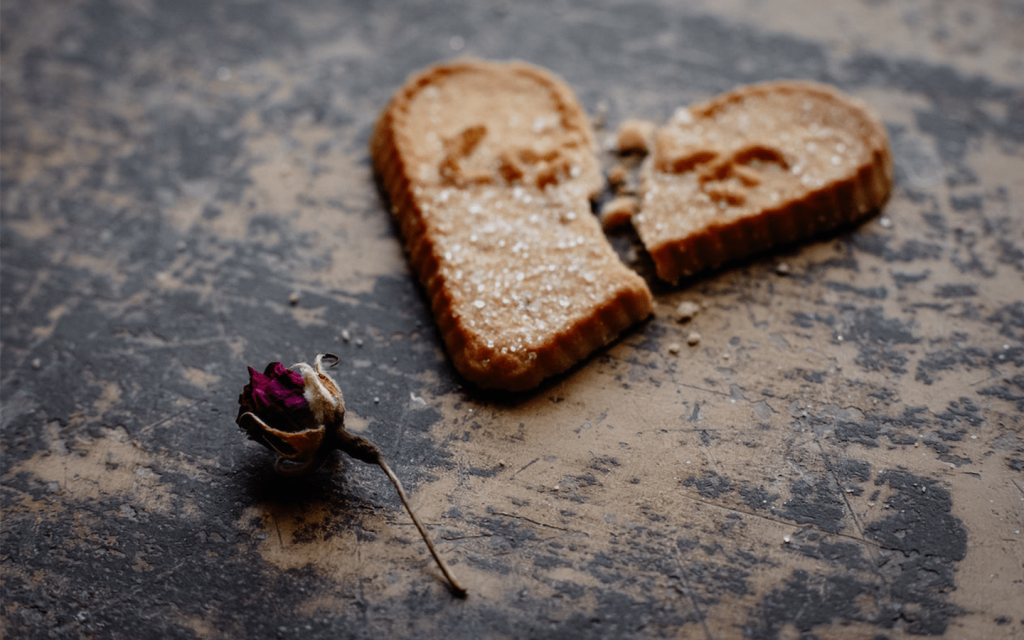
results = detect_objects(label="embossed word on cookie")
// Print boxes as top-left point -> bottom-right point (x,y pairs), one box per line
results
634,80 -> 893,283
371,59 -> 653,391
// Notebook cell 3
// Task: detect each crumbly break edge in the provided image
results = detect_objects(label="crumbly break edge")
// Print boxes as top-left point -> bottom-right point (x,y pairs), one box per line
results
370,59 -> 653,391
639,80 -> 894,283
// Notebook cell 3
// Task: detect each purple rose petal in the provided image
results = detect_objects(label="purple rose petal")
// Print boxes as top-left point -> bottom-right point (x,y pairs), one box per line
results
237,361 -> 315,433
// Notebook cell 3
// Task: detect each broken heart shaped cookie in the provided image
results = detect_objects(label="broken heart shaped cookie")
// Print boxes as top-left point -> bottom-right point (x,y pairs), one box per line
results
634,81 -> 893,282
371,59 -> 653,391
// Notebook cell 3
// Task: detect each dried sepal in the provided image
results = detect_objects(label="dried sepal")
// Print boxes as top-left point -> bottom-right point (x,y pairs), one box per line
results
291,353 -> 346,431
236,411 -> 328,476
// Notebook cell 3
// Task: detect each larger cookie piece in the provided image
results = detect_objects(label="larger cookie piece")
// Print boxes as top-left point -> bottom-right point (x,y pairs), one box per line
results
371,59 -> 653,391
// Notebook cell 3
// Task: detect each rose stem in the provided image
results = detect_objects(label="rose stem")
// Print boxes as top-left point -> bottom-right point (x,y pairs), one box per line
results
376,458 -> 468,598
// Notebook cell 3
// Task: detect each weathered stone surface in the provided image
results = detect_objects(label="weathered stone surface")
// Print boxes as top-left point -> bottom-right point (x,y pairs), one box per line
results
2,1 -> 1022,638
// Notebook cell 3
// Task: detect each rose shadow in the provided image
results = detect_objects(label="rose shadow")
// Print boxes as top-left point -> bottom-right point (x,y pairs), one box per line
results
236,450 -> 379,523
233,449 -> 465,596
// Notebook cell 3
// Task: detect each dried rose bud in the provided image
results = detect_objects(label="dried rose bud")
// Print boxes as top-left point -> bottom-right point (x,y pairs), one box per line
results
237,360 -> 329,475
236,353 -> 466,597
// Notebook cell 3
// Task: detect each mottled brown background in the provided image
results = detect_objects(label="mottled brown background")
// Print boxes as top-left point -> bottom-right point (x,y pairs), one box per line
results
2,1 -> 1022,638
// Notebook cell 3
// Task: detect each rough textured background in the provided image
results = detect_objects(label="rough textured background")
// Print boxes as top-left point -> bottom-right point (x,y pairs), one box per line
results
2,0 -> 1022,638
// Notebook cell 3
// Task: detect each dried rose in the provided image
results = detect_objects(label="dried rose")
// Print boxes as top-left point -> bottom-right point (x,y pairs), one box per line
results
237,360 -> 329,474
237,353 -> 466,596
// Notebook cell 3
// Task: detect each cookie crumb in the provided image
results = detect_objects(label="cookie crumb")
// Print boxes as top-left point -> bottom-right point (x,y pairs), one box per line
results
607,165 -> 628,188
600,196 -> 638,230
667,342 -> 681,355
687,331 -> 701,346
616,119 -> 656,154
591,100 -> 609,130
675,301 -> 700,323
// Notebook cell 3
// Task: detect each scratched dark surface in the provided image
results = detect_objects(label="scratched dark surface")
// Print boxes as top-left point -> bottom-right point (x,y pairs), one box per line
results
2,0 -> 1023,638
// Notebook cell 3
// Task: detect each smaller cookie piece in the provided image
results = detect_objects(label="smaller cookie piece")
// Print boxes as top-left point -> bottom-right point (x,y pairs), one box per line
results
634,81 -> 893,283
